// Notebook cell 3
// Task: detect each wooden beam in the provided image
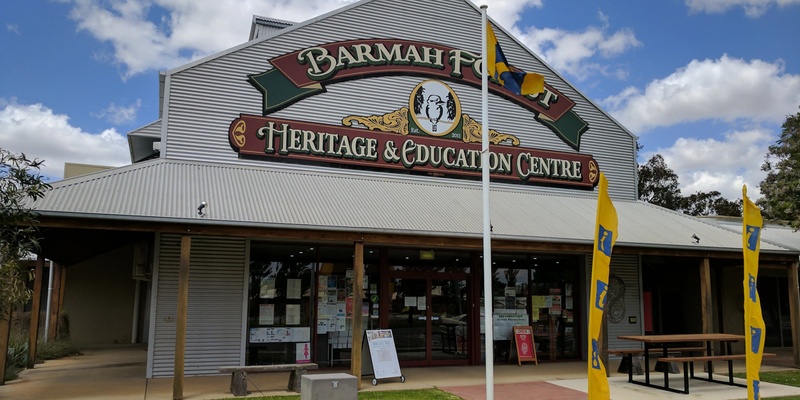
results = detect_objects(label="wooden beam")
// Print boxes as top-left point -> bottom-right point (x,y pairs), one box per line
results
27,256 -> 45,368
787,261 -> 800,368
700,258 -> 713,334
350,241 -> 365,389
36,216 -> 799,262
173,235 -> 191,400
47,263 -> 63,341
0,308 -> 10,385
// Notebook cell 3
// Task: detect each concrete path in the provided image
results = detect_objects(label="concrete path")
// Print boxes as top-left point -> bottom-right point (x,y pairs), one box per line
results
1,345 -> 799,400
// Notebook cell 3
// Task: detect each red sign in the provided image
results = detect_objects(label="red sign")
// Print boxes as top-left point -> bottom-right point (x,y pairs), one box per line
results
513,326 -> 538,365
229,114 -> 599,188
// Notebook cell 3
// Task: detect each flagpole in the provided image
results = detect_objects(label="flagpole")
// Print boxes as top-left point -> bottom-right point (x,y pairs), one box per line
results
480,5 -> 494,400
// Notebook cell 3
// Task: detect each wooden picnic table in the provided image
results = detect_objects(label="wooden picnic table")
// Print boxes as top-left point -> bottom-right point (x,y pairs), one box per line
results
617,333 -> 744,394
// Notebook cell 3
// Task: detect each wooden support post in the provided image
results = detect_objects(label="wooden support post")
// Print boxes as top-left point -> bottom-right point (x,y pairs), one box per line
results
700,258 -> 713,334
47,263 -> 63,341
787,261 -> 800,367
351,241 -> 365,389
28,257 -> 45,368
0,308 -> 11,385
173,235 -> 191,400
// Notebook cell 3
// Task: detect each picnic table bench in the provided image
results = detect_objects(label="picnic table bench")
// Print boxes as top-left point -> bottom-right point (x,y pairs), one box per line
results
219,363 -> 319,396
657,353 -> 776,394
609,346 -> 706,374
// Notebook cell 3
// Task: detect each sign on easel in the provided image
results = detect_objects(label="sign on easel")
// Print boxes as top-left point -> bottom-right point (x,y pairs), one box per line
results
512,326 -> 538,366
361,329 -> 405,385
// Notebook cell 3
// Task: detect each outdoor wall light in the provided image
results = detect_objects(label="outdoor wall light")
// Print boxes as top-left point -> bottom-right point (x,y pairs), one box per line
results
692,234 -> 700,244
197,201 -> 207,216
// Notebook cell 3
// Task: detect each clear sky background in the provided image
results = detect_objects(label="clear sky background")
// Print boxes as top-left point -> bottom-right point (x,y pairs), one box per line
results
1,0 -> 799,201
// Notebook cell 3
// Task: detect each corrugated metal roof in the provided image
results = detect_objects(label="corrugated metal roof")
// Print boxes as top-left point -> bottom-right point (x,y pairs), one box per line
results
31,159 -> 797,255
703,217 -> 800,253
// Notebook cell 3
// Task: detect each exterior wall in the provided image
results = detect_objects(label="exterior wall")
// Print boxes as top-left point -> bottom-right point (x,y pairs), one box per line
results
586,254 -> 643,351
161,0 -> 638,199
720,266 -> 747,354
148,234 -> 247,378
62,245 -> 137,346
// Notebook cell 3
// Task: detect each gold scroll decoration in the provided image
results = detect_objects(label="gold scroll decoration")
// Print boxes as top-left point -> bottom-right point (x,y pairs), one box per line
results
461,114 -> 520,146
342,108 -> 409,135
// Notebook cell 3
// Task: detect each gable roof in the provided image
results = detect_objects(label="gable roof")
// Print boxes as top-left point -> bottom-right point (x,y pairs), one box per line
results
30,159 -> 797,255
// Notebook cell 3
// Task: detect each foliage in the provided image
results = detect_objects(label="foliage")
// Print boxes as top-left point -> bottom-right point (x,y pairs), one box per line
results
638,154 -> 683,210
759,110 -> 800,230
734,369 -> 800,399
681,190 -> 742,217
35,339 -> 81,362
0,148 -> 51,317
3,338 -> 27,382
212,389 -> 462,400
638,154 -> 742,216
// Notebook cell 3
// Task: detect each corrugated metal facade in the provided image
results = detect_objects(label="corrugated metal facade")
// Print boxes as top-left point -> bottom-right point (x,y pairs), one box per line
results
585,254 -> 643,352
161,0 -> 638,200
149,234 -> 247,378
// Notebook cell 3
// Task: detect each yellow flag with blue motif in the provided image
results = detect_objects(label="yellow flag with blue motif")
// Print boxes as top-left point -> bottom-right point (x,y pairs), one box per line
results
486,23 -> 544,96
743,185 -> 765,400
588,173 -> 617,400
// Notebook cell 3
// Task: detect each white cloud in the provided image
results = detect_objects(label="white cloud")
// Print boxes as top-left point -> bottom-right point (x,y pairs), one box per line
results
93,99 -> 142,125
514,14 -> 640,80
0,99 -> 130,180
6,24 -> 20,35
685,0 -> 800,17
61,0 -> 363,78
642,128 -> 775,200
604,55 -> 800,134
60,0 -> 547,79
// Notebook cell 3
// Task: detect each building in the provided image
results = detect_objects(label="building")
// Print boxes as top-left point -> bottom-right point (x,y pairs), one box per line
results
27,0 -> 800,380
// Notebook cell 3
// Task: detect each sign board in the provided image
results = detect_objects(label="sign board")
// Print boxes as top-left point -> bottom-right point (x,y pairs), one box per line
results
493,313 -> 529,340
512,326 -> 538,366
361,329 -> 404,384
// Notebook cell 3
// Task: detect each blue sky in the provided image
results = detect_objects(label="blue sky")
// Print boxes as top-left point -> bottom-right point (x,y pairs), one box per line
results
1,0 -> 799,201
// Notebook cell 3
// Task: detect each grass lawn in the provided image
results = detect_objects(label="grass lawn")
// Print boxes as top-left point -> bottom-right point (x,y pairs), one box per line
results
212,388 -> 462,400
734,370 -> 800,400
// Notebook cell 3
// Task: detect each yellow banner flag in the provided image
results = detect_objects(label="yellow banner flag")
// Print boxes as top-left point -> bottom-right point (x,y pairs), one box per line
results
743,185 -> 766,400
588,173 -> 617,400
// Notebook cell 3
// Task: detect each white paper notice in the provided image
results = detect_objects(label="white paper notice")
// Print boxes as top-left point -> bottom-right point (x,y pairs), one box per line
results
260,278 -> 276,298
296,342 -> 311,363
287,278 -> 302,299
417,296 -> 427,310
292,327 -> 311,342
336,316 -> 346,331
259,304 -> 275,325
404,296 -> 417,307
286,304 -> 301,325
317,319 -> 329,334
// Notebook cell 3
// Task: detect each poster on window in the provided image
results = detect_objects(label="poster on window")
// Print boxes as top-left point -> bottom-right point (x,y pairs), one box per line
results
286,304 -> 301,325
296,342 -> 311,363
260,278 -> 276,298
287,278 -> 302,299
259,304 -> 275,325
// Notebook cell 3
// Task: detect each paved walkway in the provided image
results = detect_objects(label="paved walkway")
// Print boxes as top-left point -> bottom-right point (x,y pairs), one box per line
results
1,345 -> 800,400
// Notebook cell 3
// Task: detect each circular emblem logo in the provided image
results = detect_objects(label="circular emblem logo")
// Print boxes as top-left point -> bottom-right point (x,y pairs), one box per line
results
409,80 -> 462,137
588,159 -> 599,184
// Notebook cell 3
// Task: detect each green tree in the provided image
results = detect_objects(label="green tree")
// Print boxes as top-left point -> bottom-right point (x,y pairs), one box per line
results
0,148 -> 51,384
638,154 -> 683,210
758,110 -> 800,229
681,191 -> 742,217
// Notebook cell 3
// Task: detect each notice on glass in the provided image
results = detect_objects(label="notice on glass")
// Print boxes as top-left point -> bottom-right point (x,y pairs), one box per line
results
286,304 -> 301,325
551,295 -> 562,315
287,278 -> 302,299
317,319 -> 329,334
417,296 -> 426,311
296,342 -> 311,363
260,278 -> 276,299
318,275 -> 328,291
504,287 -> 516,297
336,316 -> 346,331
531,295 -> 548,308
404,296 -> 417,308
259,304 -> 275,325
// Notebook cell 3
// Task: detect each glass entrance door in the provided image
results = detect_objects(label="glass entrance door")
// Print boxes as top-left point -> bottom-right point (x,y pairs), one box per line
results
388,277 -> 469,366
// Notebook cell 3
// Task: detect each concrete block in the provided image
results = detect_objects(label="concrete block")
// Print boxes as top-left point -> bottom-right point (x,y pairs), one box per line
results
301,373 -> 357,400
